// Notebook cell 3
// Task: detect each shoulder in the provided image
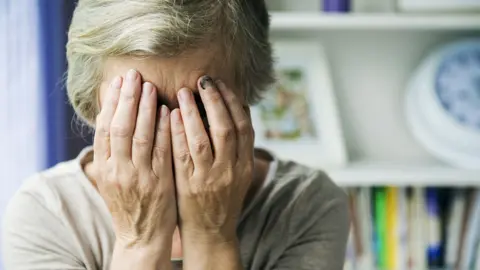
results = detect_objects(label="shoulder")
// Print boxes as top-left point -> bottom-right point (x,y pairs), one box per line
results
2,158 -> 111,269
269,159 -> 348,211
246,158 -> 349,231
3,158 -> 93,232
239,159 -> 350,265
5,159 -> 88,218
2,160 -> 89,268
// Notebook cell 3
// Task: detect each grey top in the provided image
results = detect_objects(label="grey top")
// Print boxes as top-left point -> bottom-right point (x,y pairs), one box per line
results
2,147 -> 349,270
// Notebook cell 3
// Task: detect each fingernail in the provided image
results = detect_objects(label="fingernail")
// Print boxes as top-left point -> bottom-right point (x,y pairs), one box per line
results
177,88 -> 191,102
160,105 -> 169,117
127,69 -> 138,81
111,76 -> 122,89
199,76 -> 214,90
142,82 -> 153,98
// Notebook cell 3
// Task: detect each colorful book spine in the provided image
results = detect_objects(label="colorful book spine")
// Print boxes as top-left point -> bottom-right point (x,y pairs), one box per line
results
426,188 -> 442,267
397,188 -> 408,270
412,187 -> 427,270
386,187 -> 398,269
375,188 -> 387,269
345,186 -> 479,269
371,188 -> 378,268
446,189 -> 466,268
357,187 -> 374,269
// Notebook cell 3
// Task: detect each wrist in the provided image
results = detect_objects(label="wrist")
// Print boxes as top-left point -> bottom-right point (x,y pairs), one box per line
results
181,226 -> 237,246
181,233 -> 242,270
112,236 -> 173,270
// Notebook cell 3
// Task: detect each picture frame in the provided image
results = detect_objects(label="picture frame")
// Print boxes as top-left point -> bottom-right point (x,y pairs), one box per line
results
251,41 -> 347,169
397,0 -> 480,12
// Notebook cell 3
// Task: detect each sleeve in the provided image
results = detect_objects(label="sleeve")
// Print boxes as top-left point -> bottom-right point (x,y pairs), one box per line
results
272,173 -> 350,270
2,189 -> 86,270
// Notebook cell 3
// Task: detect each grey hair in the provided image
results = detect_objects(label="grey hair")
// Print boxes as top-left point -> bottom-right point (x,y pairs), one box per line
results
66,0 -> 274,126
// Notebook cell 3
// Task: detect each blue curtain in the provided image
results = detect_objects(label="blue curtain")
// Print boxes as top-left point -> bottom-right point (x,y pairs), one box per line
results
38,0 -> 87,168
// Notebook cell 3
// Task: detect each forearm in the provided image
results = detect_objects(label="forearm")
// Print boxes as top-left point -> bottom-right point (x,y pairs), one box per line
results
182,234 -> 243,270
110,240 -> 173,270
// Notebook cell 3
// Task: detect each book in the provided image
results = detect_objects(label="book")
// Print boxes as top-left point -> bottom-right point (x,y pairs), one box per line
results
344,187 -> 480,269
457,189 -> 475,270
374,187 -> 387,269
426,188 -> 442,268
371,188 -> 379,268
348,189 -> 362,259
344,227 -> 356,270
445,188 -> 466,268
397,187 -> 408,270
356,187 -> 374,269
462,190 -> 480,269
386,187 -> 398,269
409,187 -> 427,270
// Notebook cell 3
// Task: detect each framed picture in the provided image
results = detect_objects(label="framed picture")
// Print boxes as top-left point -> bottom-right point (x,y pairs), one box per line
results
251,41 -> 347,169
398,0 -> 480,12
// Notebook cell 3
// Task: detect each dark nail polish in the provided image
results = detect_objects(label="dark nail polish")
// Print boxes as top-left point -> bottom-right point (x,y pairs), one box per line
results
200,76 -> 214,90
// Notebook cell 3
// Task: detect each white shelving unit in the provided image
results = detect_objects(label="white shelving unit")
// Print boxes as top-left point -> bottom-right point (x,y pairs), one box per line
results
328,162 -> 480,186
271,12 -> 480,31
268,10 -> 480,187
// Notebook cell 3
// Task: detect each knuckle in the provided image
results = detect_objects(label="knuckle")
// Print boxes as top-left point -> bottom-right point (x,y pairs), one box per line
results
110,124 -> 131,138
212,126 -> 235,141
224,91 -> 237,103
104,160 -> 136,185
236,120 -> 251,136
120,89 -> 136,103
172,126 -> 186,137
174,149 -> 191,163
191,137 -> 210,154
132,134 -> 151,147
205,91 -> 223,104
153,144 -> 170,159
96,122 -> 110,138
139,106 -> 155,117
183,107 -> 197,119
188,182 -> 205,195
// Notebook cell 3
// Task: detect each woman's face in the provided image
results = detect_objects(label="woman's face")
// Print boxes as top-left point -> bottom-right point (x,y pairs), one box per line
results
98,48 -> 238,110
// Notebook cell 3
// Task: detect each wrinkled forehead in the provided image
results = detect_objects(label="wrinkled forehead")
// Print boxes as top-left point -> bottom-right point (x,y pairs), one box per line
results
99,49 -> 235,109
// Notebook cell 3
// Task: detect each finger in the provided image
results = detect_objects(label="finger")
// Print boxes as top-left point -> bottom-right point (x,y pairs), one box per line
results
152,105 -> 173,180
197,76 -> 236,163
177,87 -> 213,166
110,69 -> 142,160
93,76 -> 122,163
170,108 -> 193,179
131,82 -> 157,168
216,80 -> 254,160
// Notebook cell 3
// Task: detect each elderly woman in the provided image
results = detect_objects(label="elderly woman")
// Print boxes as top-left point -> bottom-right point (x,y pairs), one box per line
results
2,0 -> 349,269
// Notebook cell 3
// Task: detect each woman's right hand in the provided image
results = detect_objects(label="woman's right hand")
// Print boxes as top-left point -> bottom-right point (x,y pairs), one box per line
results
92,69 -> 176,266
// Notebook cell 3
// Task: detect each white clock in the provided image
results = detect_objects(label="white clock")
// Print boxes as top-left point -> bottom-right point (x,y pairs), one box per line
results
405,39 -> 480,169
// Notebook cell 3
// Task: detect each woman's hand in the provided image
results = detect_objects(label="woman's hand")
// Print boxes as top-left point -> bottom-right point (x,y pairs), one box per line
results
93,70 -> 176,269
170,76 -> 254,269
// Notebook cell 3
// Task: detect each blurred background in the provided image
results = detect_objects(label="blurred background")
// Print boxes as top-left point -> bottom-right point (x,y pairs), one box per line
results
1,0 -> 480,269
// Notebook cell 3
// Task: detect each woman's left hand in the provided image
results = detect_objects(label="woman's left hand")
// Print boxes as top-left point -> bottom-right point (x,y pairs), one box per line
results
170,76 -> 254,244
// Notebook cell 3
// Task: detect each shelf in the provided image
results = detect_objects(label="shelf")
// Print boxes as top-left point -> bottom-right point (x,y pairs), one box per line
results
270,12 -> 480,31
327,161 -> 480,187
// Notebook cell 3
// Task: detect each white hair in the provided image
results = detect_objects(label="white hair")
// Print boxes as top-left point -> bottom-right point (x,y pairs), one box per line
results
66,0 -> 274,126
